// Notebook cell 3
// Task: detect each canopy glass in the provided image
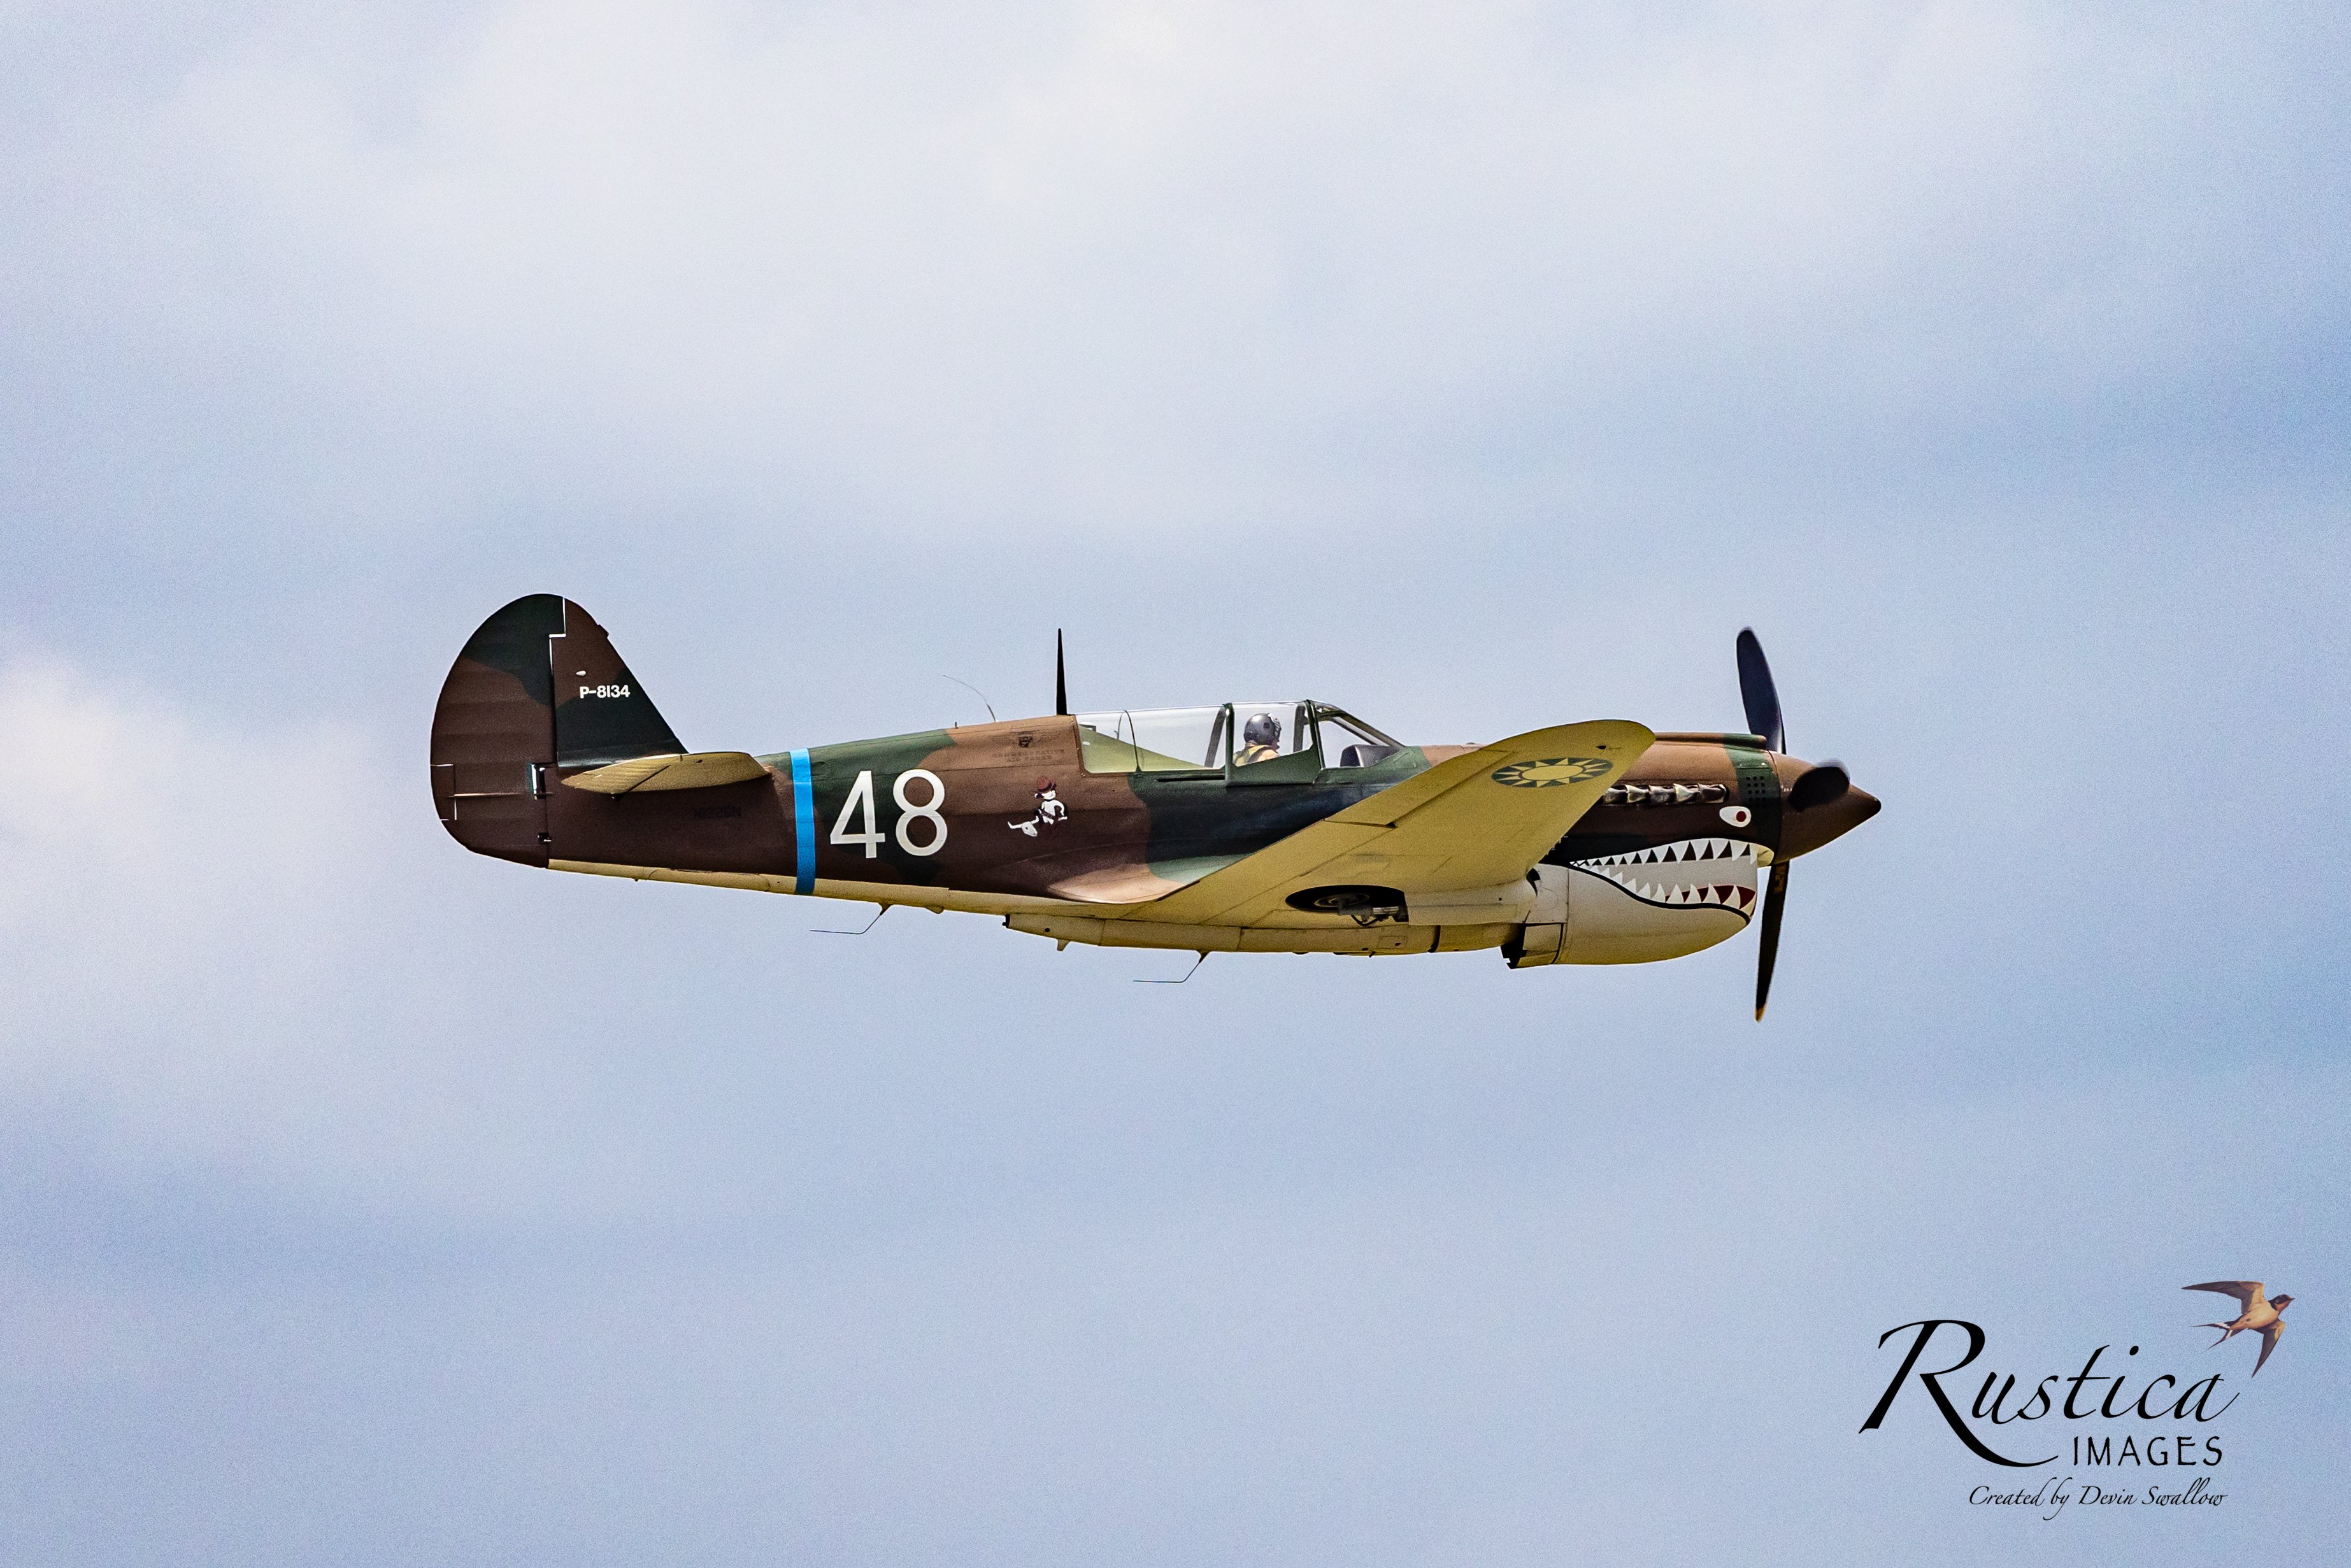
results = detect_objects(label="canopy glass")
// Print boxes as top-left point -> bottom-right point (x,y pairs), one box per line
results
1074,702 -> 1401,775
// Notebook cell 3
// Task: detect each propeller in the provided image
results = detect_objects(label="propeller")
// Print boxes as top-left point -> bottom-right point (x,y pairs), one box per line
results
1734,628 -> 1783,753
1754,859 -> 1789,1022
1737,629 -> 1788,1020
1732,630 -> 1877,1016
1055,629 -> 1068,717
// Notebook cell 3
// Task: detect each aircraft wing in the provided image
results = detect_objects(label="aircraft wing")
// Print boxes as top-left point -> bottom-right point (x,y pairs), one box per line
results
1120,720 -> 1653,927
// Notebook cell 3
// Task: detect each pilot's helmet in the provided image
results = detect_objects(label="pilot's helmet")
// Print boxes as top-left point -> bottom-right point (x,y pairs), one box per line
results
1243,712 -> 1282,748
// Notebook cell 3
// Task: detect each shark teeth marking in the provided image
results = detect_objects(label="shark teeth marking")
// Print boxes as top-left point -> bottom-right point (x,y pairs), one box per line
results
1567,837 -> 1761,918
1582,837 -> 1755,872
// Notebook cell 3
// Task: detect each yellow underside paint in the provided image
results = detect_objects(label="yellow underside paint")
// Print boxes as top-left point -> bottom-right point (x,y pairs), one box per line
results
1003,914 -> 1517,955
550,860 -> 1075,916
547,863 -> 1522,953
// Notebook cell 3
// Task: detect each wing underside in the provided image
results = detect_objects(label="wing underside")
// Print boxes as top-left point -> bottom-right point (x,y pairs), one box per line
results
2183,1281 -> 2262,1308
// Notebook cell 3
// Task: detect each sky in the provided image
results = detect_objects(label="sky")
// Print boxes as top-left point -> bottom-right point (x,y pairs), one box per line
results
3,2 -> 2347,1562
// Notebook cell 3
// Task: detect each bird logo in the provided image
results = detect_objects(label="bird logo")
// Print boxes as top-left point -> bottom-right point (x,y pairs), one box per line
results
2184,1280 -> 2294,1377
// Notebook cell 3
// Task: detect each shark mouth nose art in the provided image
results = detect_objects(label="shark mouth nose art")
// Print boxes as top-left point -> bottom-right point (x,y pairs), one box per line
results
1570,838 -> 1764,913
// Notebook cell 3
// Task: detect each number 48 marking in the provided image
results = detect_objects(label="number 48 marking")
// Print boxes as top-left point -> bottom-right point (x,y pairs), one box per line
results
831,769 -> 948,858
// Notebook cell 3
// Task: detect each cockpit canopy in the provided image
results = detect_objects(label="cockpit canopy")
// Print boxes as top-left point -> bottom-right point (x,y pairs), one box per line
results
1075,701 -> 1403,775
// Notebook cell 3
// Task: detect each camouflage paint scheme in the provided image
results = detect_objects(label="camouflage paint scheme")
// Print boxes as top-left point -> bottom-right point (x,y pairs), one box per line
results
431,596 -> 1880,964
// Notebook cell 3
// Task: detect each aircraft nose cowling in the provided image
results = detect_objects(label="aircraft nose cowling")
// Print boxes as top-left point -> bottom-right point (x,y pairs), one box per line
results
1778,778 -> 1880,860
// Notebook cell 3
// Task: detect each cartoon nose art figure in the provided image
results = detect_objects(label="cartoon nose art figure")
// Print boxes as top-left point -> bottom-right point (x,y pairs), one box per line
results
1009,778 -> 1067,837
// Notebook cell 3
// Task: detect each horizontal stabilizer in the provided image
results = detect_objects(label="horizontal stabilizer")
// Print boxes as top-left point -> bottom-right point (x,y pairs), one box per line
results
561,752 -> 771,794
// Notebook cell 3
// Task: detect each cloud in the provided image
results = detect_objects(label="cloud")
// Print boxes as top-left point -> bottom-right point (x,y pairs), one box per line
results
7,0 -> 2344,553
0,664 -> 499,1204
0,659 -> 370,1054
0,653 -> 787,1217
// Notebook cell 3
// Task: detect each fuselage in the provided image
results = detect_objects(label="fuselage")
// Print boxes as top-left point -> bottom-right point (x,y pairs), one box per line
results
501,715 -> 1876,913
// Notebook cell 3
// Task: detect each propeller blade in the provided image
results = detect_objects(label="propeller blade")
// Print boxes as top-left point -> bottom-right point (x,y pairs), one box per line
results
1787,761 -> 1849,812
1754,859 -> 1789,1021
1055,629 -> 1068,716
1736,629 -> 1784,753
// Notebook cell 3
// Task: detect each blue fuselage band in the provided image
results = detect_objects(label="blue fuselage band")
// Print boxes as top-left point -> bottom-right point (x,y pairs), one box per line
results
790,749 -> 815,894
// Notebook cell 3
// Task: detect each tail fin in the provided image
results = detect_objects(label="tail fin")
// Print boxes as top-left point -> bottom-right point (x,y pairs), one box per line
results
429,595 -> 684,866
546,601 -> 685,767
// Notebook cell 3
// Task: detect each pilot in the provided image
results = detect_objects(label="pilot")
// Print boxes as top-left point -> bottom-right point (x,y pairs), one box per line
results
1236,711 -> 1282,766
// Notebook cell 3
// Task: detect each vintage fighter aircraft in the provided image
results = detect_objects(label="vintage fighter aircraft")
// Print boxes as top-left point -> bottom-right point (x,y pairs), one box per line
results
430,596 -> 1878,1015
